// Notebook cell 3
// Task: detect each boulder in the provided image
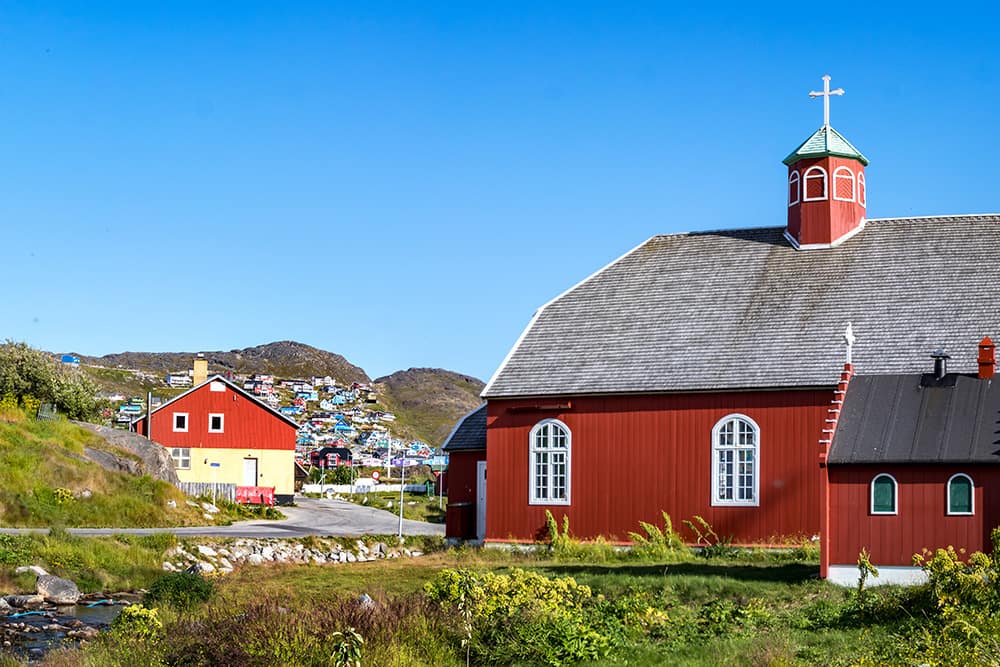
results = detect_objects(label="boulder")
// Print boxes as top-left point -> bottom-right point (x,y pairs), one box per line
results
72,422 -> 181,484
196,545 -> 218,558
14,565 -> 49,577
6,594 -> 45,608
36,575 -> 81,605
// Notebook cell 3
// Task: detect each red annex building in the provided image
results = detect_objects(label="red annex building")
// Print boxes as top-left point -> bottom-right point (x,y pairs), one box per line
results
446,76 -> 1000,584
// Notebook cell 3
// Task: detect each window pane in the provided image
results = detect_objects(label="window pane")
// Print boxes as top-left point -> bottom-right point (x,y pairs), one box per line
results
950,477 -> 972,513
806,173 -> 825,198
873,477 -> 895,513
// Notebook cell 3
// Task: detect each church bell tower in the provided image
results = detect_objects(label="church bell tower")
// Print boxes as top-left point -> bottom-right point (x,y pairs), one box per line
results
784,75 -> 869,250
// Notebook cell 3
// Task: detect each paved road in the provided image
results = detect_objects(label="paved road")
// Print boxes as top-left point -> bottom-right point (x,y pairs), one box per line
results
0,497 -> 446,539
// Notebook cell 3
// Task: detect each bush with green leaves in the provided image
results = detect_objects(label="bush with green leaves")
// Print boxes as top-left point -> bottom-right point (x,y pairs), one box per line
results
425,567 -> 621,665
145,571 -> 214,609
112,604 -> 164,641
0,341 -> 100,420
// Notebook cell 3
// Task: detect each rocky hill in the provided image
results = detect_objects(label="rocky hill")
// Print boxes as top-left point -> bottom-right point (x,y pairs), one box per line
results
374,368 -> 485,447
75,341 -> 371,385
69,341 -> 483,448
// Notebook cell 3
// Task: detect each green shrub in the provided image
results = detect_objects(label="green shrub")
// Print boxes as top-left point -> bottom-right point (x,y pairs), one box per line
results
145,571 -> 214,609
628,512 -> 687,560
112,604 -> 164,641
0,533 -> 32,565
426,567 -> 619,665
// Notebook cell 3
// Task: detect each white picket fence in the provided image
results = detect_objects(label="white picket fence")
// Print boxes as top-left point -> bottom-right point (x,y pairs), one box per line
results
178,482 -> 236,503
302,483 -> 428,495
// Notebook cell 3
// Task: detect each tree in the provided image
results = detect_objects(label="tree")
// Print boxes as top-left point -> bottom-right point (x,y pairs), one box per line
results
0,341 -> 100,421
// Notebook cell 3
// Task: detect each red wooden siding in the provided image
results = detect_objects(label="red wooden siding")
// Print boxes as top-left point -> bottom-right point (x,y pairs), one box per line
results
445,450 -> 486,539
137,383 -> 296,451
828,465 -> 1000,566
485,390 -> 833,544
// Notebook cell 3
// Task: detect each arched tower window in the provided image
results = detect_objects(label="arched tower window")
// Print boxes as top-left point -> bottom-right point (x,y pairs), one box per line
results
833,167 -> 856,202
788,171 -> 800,207
803,166 -> 828,201
871,474 -> 897,515
529,419 -> 570,505
947,473 -> 973,515
857,172 -> 866,208
711,415 -> 759,506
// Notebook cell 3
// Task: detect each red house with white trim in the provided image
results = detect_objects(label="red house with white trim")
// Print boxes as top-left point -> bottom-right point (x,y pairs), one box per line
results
134,375 -> 299,504
447,76 -> 1000,583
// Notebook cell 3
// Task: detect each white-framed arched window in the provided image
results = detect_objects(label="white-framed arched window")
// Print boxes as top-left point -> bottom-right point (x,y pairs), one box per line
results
947,473 -> 974,515
833,167 -> 856,202
871,474 -> 898,515
803,166 -> 828,201
788,170 -> 800,207
857,171 -> 866,208
711,414 -> 759,506
529,419 -> 570,505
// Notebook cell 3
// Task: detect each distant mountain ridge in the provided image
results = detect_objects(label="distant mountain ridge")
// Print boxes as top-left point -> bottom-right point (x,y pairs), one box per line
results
70,341 -> 484,447
75,341 -> 371,385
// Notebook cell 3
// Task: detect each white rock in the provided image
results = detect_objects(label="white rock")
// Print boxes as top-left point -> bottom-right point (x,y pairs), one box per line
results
338,552 -> 348,563
411,551 -> 423,557
198,561 -> 215,573
261,546 -> 274,560
247,554 -> 264,565
166,500 -> 176,508
15,566 -> 49,577
162,562 -> 176,572
196,545 -> 218,558
219,558 -> 232,570
201,502 -> 220,514
346,553 -> 357,563
203,513 -> 214,521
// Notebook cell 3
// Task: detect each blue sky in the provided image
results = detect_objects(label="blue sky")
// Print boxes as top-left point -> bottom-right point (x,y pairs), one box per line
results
2,3 -> 998,381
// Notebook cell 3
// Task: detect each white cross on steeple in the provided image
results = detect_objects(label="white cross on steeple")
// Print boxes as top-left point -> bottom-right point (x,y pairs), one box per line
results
809,75 -> 844,127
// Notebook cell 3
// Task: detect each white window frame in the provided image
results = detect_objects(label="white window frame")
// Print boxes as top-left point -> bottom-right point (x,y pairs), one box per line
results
857,171 -> 866,208
833,166 -> 856,202
803,166 -> 828,202
170,447 -> 191,470
788,170 -> 800,206
172,412 -> 189,433
870,473 -> 898,515
946,473 -> 974,516
528,418 -> 571,506
208,413 -> 225,433
711,414 -> 760,507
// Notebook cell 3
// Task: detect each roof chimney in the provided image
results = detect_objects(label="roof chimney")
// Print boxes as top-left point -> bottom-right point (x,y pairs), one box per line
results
193,353 -> 209,386
978,336 -> 996,380
931,349 -> 950,380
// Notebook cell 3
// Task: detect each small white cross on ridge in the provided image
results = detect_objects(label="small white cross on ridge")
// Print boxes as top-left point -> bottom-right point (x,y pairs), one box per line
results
809,75 -> 844,127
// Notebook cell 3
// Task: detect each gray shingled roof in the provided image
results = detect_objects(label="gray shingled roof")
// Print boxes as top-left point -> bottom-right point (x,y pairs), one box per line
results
829,374 -> 1000,464
484,215 -> 1000,398
442,404 -> 486,452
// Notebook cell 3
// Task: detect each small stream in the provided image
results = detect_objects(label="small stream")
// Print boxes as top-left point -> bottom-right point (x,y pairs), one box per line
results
3,602 -> 123,662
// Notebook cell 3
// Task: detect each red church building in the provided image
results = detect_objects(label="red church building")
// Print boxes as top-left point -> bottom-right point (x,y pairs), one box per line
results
447,76 -> 1000,584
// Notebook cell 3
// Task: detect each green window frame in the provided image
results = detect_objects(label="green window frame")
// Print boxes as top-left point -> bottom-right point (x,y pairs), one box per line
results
871,474 -> 897,515
947,474 -> 973,515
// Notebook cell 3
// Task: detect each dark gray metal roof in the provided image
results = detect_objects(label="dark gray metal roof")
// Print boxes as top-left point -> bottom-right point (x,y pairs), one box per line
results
442,404 -> 486,452
829,374 -> 1000,464
484,215 -> 1000,398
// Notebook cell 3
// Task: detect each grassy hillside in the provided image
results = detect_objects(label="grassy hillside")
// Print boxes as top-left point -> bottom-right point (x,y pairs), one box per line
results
376,368 -> 484,447
0,410 -> 204,527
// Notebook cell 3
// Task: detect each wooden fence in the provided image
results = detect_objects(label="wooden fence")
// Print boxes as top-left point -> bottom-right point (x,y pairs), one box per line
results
177,482 -> 236,503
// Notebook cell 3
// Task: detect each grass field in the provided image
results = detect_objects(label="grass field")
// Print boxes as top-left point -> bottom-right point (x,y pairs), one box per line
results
30,539 -> 937,666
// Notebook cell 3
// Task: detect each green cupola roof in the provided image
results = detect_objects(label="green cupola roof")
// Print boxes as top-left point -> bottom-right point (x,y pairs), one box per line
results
782,125 -> 869,166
